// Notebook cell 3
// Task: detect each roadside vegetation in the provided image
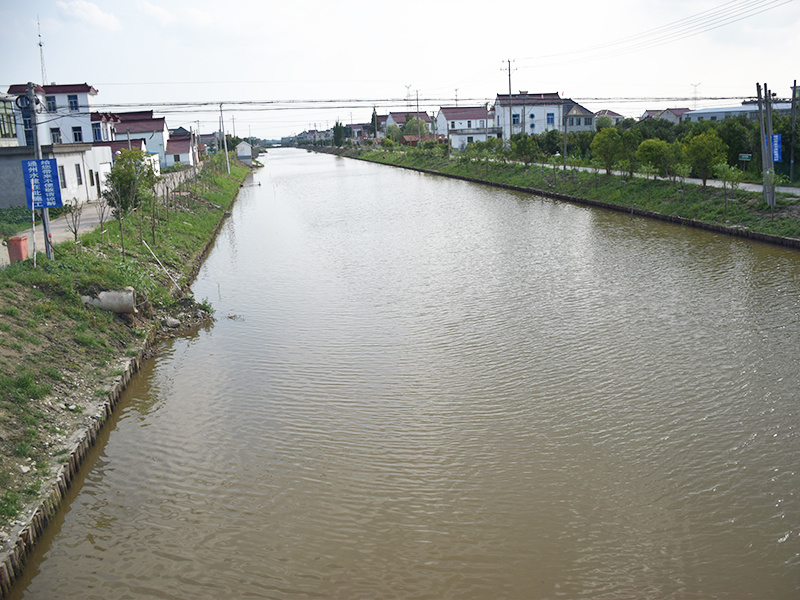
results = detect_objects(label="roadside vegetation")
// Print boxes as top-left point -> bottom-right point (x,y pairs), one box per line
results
0,151 -> 250,528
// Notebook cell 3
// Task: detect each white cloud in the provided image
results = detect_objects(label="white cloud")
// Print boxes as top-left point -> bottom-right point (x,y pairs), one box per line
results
136,0 -> 176,27
56,0 -> 121,31
186,8 -> 215,28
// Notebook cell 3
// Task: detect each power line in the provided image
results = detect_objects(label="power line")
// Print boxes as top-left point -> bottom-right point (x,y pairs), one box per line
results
517,0 -> 793,68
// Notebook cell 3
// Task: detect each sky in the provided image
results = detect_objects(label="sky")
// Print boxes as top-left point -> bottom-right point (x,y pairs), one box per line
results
1,0 -> 798,140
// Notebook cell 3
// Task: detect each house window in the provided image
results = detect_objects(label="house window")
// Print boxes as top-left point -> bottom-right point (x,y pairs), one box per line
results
568,117 -> 574,126
23,114 -> 33,146
58,165 -> 66,188
89,169 -> 95,187
45,96 -> 56,112
547,113 -> 554,126
480,120 -> 485,128
710,116 -> 717,121
467,136 -> 474,144
75,164 -> 83,185
529,122 -> 535,130
512,113 -> 520,125
467,120 -> 472,128
72,126 -> 83,142
68,95 -> 79,111
0,101 -> 16,139
174,154 -> 181,163
450,121 -> 455,129
92,123 -> 102,142
50,128 -> 62,144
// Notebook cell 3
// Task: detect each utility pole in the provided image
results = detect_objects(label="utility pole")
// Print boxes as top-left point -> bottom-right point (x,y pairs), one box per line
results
791,79 -> 797,183
27,82 -> 54,260
562,99 -> 568,171
756,83 -> 775,209
416,90 -> 421,145
502,59 -> 516,142
220,103 -> 230,174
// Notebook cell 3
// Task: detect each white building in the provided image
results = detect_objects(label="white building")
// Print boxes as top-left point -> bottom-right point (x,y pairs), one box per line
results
2,83 -> 112,208
683,102 -> 793,123
435,106 -> 500,150
494,92 -> 564,140
117,112 -> 169,167
7,83 -> 98,147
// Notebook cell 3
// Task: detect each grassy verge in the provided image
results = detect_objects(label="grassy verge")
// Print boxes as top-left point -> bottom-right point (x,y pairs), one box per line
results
0,154 -> 250,527
348,148 -> 800,240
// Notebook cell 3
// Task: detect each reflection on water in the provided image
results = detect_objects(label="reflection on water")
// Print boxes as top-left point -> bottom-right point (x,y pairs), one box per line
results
12,149 -> 800,599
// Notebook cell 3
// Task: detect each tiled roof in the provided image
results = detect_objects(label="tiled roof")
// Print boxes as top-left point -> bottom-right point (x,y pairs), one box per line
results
389,111 -> 432,124
94,140 -> 147,154
7,83 -> 98,95
167,138 -> 191,154
440,106 -> 489,120
119,118 -> 167,134
117,111 -> 155,122
495,92 -> 561,106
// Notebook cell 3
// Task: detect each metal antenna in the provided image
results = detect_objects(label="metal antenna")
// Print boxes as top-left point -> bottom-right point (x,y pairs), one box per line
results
38,16 -> 48,85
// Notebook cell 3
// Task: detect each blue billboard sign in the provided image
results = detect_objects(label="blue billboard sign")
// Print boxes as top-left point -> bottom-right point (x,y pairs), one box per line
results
771,134 -> 782,163
21,158 -> 63,209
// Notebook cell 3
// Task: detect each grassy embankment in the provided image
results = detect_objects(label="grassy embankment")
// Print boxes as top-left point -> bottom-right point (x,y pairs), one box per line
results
348,148 -> 800,240
0,154 -> 250,527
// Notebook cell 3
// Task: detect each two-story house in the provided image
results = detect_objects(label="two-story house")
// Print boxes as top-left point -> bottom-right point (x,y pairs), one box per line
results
563,100 -> 596,133
116,111 -> 169,167
1,83 -> 112,209
435,106 -> 500,150
494,92 -> 564,140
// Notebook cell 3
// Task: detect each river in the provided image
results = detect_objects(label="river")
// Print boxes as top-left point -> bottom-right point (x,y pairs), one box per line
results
11,148 -> 800,599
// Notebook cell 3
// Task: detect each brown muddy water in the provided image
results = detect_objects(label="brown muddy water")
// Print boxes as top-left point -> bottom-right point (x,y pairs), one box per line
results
10,148 -> 800,599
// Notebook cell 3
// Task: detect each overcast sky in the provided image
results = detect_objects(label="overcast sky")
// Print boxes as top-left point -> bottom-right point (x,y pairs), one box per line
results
2,0 -> 798,139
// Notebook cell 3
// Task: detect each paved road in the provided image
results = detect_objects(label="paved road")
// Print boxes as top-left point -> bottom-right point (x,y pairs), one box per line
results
1,202 -> 105,267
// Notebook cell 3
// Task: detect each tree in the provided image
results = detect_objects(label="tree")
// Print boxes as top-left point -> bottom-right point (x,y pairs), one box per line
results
538,129 -> 562,156
333,120 -> 345,147
620,128 -> 643,178
636,138 -> 670,178
590,128 -> 623,174
595,115 -> 613,130
686,130 -> 728,186
714,163 -> 744,217
386,124 -> 402,143
368,108 -> 381,137
103,149 -> 157,257
401,117 -> 429,138
510,134 -> 538,165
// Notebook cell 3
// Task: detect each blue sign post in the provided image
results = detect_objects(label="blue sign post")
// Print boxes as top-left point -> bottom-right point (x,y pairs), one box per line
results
771,134 -> 782,163
21,158 -> 63,209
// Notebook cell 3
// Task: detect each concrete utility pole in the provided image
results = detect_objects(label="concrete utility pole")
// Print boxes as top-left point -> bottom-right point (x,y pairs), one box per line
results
220,103 -> 230,174
791,79 -> 797,183
27,82 -> 54,260
756,83 -> 775,209
416,90 -> 421,145
503,59 -> 515,142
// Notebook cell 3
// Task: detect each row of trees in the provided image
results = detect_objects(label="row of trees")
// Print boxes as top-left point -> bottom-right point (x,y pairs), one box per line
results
460,112 -> 797,186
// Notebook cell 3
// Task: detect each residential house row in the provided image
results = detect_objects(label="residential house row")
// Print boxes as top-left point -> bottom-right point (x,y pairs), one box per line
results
291,84 -> 797,150
0,82 -> 204,210
293,92 -> 600,151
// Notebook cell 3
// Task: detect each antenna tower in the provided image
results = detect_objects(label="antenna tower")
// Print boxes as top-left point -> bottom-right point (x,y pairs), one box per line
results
38,17 -> 48,85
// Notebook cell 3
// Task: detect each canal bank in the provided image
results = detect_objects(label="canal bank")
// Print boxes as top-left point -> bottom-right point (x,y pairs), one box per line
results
0,157 -> 253,597
312,146 -> 800,250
